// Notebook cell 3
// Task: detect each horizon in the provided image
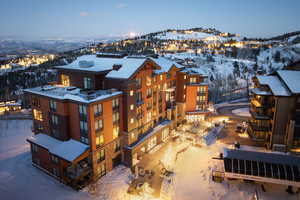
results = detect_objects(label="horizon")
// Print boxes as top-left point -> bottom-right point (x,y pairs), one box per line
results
1,0 -> 300,40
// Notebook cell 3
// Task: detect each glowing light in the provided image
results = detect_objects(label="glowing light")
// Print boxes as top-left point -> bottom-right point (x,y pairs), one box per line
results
128,32 -> 137,38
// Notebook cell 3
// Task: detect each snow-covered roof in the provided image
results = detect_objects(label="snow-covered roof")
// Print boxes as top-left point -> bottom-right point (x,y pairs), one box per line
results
150,57 -> 184,73
56,55 -> 114,72
256,75 -> 290,96
277,70 -> 300,94
105,57 -> 147,79
24,85 -> 122,104
27,134 -> 89,162
126,120 -> 171,149
180,67 -> 208,76
251,88 -> 272,96
223,147 -> 300,166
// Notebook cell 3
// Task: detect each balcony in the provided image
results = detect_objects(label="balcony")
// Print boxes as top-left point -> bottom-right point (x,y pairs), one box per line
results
248,121 -> 271,132
67,160 -> 91,180
250,105 -> 272,120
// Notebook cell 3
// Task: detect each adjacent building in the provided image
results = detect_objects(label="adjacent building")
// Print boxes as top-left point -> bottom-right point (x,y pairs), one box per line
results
249,70 -> 300,152
25,53 -> 209,188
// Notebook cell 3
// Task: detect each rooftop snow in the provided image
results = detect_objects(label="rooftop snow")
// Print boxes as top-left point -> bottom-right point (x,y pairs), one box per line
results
223,147 -> 300,166
56,55 -> 114,72
105,57 -> 147,79
181,67 -> 208,76
256,75 -> 290,96
127,120 -> 171,149
277,70 -> 300,94
27,134 -> 89,162
251,88 -> 272,96
24,85 -> 122,104
150,57 -> 184,73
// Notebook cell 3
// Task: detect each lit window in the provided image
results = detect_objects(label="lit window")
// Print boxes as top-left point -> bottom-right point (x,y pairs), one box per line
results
184,75 -> 187,79
146,112 -> 152,123
95,119 -> 103,132
130,90 -> 134,96
61,74 -> 70,86
96,134 -> 104,146
94,104 -> 102,116
33,109 -> 43,121
112,98 -> 119,109
183,95 -> 186,99
160,75 -> 163,81
113,112 -> 120,123
130,118 -> 134,124
97,149 -> 105,162
113,126 -> 119,139
130,104 -> 134,110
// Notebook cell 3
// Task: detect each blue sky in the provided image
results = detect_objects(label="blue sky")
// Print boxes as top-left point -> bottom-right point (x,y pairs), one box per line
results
1,0 -> 300,39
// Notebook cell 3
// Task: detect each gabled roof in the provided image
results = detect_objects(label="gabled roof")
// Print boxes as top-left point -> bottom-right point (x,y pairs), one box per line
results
150,57 -> 184,74
105,57 -> 149,79
27,134 -> 89,162
256,75 -> 290,96
277,70 -> 300,94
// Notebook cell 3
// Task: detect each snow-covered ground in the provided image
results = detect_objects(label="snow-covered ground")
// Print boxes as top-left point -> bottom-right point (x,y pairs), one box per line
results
232,107 -> 251,117
0,119 -> 91,200
1,119 -> 299,200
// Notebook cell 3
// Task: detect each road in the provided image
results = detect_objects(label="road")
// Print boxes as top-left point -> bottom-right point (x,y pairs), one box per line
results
214,102 -> 264,147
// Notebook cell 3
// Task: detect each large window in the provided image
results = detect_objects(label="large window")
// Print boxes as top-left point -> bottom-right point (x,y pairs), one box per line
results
80,120 -> 89,144
33,109 -> 43,121
197,95 -> 206,102
95,119 -> 103,132
50,100 -> 57,112
112,98 -> 119,110
97,149 -> 105,163
113,126 -> 119,139
197,86 -> 206,93
113,112 -> 119,124
96,134 -> 104,147
61,74 -> 70,86
94,104 -> 102,116
51,114 -> 58,125
79,104 -> 87,119
83,77 -> 92,89
190,77 -> 197,84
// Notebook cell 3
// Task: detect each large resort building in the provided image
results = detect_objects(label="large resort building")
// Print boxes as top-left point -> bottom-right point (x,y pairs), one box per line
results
249,70 -> 300,152
25,53 -> 210,189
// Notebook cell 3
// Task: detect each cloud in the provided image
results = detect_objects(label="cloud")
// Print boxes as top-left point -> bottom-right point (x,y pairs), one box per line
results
116,3 -> 126,9
79,11 -> 89,17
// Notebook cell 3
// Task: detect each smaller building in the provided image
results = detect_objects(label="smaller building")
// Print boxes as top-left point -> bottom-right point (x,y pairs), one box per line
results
25,85 -> 123,189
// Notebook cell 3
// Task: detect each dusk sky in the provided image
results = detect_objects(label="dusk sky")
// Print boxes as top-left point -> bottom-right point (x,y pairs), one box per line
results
1,0 -> 300,39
